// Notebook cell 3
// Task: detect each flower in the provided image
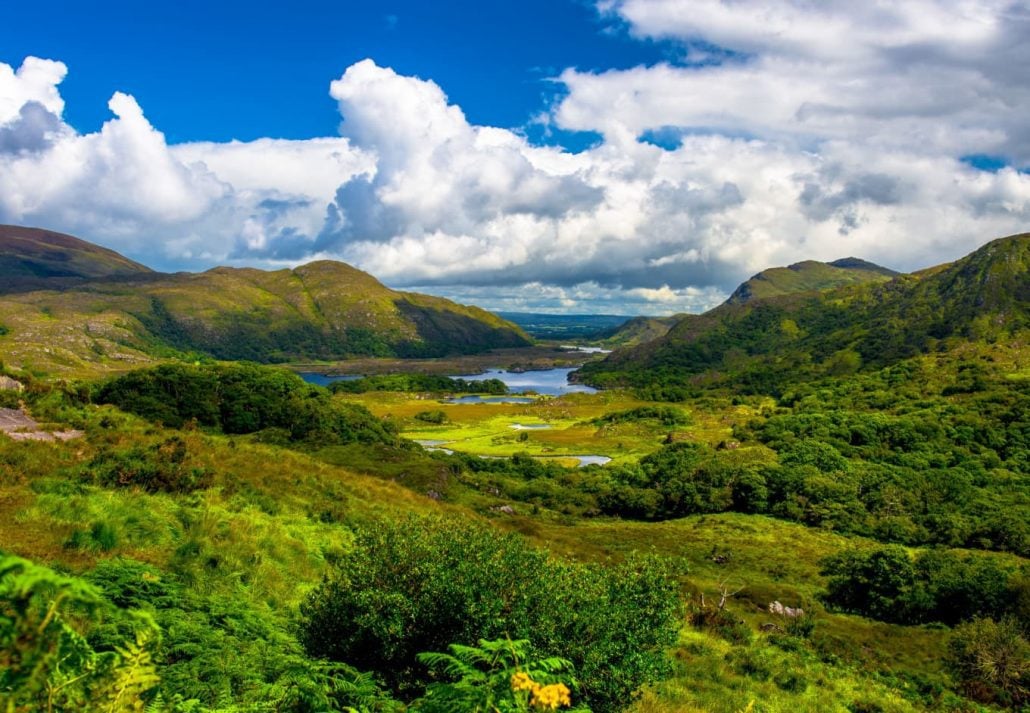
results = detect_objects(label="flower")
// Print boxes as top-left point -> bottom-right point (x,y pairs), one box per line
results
530,682 -> 572,710
511,671 -> 537,692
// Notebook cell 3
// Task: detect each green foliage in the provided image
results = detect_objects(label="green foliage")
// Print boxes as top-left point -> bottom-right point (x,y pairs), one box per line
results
96,363 -> 397,447
299,516 -> 682,712
0,553 -> 160,712
947,617 -> 1029,709
593,406 -> 690,427
330,374 -> 509,395
820,546 -> 1026,625
85,557 -> 402,712
414,410 -> 449,424
412,638 -> 589,713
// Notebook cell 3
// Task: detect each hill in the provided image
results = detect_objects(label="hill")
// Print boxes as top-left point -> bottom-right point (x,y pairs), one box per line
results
0,224 -> 153,292
578,233 -> 1030,392
725,257 -> 898,305
0,227 -> 530,375
598,314 -> 680,347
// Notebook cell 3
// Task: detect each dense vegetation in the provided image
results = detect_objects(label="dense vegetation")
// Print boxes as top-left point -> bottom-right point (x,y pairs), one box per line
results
329,373 -> 508,395
581,233 -> 1030,393
95,363 -> 398,446
2,230 -> 1029,712
300,517 -> 681,712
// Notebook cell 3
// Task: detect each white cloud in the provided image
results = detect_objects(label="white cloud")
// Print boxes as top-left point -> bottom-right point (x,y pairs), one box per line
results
1,25 -> 1029,315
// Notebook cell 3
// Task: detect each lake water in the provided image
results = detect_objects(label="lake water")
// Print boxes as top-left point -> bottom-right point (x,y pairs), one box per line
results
297,373 -> 362,387
298,367 -> 595,396
452,368 -> 596,396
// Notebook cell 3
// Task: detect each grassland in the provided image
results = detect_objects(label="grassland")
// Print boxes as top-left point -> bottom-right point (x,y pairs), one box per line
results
340,390 -> 766,467
0,403 -> 985,712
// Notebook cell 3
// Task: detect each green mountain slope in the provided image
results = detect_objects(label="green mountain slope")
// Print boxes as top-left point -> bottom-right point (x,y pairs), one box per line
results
599,257 -> 896,350
0,228 -> 530,375
579,233 -> 1030,392
725,257 -> 897,305
0,224 -> 153,292
598,315 -> 681,347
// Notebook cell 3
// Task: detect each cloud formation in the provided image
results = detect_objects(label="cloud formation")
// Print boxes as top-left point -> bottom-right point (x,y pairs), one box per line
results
1,2 -> 1029,314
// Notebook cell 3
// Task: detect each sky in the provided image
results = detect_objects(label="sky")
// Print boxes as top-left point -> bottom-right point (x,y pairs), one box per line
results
1,0 -> 1029,315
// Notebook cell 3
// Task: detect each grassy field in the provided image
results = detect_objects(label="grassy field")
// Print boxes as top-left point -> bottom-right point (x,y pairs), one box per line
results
341,390 -> 768,466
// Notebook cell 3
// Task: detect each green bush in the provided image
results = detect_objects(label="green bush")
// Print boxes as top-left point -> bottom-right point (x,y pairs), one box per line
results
299,516 -> 681,712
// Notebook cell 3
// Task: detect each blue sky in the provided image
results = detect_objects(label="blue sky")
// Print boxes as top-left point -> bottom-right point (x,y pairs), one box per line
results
1,1 -> 1028,315
1,0 -> 670,149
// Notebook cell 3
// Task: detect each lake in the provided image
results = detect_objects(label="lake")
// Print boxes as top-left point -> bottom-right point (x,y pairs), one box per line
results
297,373 -> 362,387
451,368 -> 596,396
300,366 -> 597,396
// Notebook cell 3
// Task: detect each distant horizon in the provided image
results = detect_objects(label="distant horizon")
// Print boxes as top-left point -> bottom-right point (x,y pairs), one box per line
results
2,1 -> 1028,313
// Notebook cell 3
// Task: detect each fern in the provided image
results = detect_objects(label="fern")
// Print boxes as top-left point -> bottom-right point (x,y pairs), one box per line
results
413,638 -> 589,713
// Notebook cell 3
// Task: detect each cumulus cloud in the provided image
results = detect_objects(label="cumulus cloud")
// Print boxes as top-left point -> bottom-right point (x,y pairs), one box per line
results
1,9 -> 1030,317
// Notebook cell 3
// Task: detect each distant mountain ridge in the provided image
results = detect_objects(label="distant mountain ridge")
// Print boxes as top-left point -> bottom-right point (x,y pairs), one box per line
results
579,233 -> 1030,390
0,226 -> 530,375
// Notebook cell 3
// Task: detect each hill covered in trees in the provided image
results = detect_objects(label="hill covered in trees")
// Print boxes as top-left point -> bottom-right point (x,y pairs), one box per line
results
579,233 -> 1030,394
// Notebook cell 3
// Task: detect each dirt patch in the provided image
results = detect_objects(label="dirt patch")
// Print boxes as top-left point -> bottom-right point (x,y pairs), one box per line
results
0,407 -> 82,442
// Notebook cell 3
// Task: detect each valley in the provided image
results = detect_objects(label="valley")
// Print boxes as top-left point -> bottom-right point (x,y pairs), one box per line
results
0,228 -> 1027,713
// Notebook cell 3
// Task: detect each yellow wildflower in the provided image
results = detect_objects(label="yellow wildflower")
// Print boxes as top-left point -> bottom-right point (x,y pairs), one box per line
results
530,682 -> 572,710
511,671 -> 537,692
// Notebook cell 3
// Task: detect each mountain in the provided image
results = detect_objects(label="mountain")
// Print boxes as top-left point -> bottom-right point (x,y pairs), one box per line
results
0,227 -> 530,375
597,258 -> 897,350
578,233 -> 1030,392
0,224 -> 153,292
725,257 -> 897,305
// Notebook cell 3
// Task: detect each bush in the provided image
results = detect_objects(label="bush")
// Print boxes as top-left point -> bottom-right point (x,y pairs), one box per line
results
83,436 -> 211,493
299,516 -> 681,712
947,617 -> 1029,708
414,410 -> 448,424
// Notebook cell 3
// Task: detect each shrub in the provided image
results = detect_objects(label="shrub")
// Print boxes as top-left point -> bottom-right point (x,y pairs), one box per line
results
414,410 -> 448,424
83,436 -> 211,493
299,516 -> 681,712
947,617 -> 1029,708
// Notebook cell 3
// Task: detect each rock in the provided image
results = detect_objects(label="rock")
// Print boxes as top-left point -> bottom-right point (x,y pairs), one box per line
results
0,376 -> 23,391
768,601 -> 804,618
